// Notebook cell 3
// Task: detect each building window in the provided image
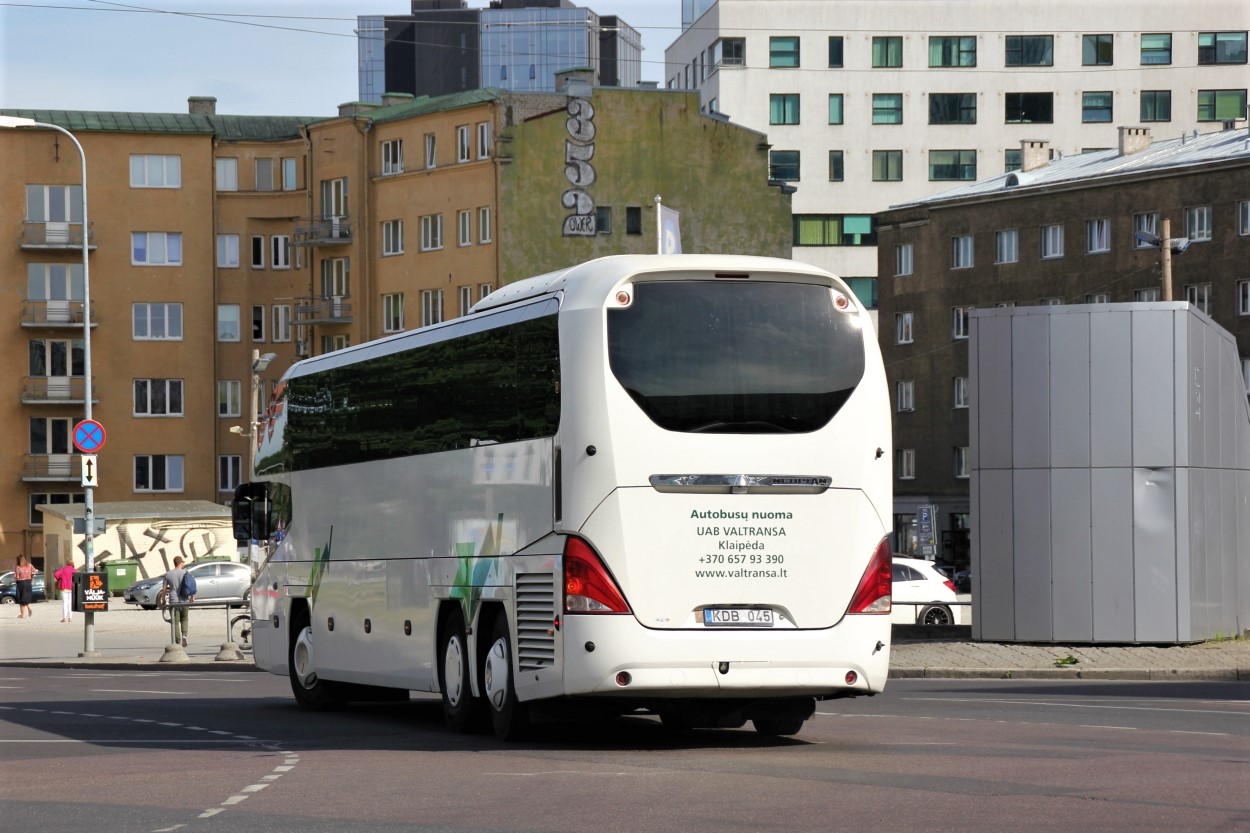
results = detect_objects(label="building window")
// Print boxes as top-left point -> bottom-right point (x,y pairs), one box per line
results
769,150 -> 800,181
1135,288 -> 1161,302
872,36 -> 902,68
896,312 -> 913,344
1186,205 -> 1212,242
1141,33 -> 1172,65
1086,218 -> 1111,253
769,36 -> 800,68
219,455 -> 242,493
272,305 -> 292,342
217,304 -> 240,342
872,94 -> 903,124
1042,224 -> 1065,259
133,379 -> 183,417
792,214 -> 876,246
130,155 -> 181,188
1198,31 -> 1248,65
476,121 -> 491,158
1197,89 -> 1248,121
216,234 -> 239,268
1239,200 -> 1250,236
827,36 -> 843,67
28,493 -> 84,527
1083,34 -> 1114,65
1244,359 -> 1250,395
1041,297 -> 1064,306
828,150 -> 845,182
1082,91 -> 1113,123
929,36 -> 976,67
215,158 -> 238,191
1087,293 -> 1110,304
132,303 -> 183,340
929,150 -> 976,181
713,37 -> 745,67
1141,90 -> 1172,122
131,232 -> 182,266
595,206 -> 612,234
383,292 -> 404,332
769,93 -> 800,125
952,235 -> 974,269
952,306 -> 972,339
424,132 -> 436,168
459,286 -> 473,317
896,448 -> 915,480
479,283 -> 492,300
251,236 -> 265,269
953,376 -> 969,408
456,125 -> 471,162
457,209 -> 472,246
1134,212 -> 1159,248
217,380 -> 241,417
1005,35 -> 1053,66
626,206 -> 643,234
255,158 -> 274,192
382,139 -> 403,175
134,455 -> 184,493
383,219 -> 404,255
930,93 -> 976,124
827,94 -> 843,125
420,214 -> 443,250
272,235 -> 291,269
1004,149 -> 1022,172
1005,92 -> 1053,124
996,229 -> 1019,264
895,243 -> 913,276
1239,280 -> 1250,315
1186,284 -> 1212,315
251,305 -> 265,341
954,447 -> 970,479
321,334 -> 349,354
872,150 -> 902,181
282,157 -> 298,190
478,207 -> 492,243
896,380 -> 915,412
421,289 -> 443,327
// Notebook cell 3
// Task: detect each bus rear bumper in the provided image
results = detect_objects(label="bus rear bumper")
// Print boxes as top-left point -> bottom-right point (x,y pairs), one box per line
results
558,613 -> 891,699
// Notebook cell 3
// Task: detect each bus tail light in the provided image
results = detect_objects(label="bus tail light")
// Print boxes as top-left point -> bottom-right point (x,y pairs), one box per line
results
847,537 -> 892,614
564,536 -> 631,614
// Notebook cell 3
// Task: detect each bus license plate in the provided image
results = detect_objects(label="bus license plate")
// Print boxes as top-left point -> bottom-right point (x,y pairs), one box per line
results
704,607 -> 774,627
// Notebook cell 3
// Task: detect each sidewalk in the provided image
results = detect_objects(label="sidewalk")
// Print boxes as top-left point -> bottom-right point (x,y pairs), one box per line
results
1,597 -> 1248,680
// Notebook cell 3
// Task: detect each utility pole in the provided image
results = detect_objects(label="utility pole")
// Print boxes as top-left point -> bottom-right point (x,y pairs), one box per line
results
1160,217 -> 1173,301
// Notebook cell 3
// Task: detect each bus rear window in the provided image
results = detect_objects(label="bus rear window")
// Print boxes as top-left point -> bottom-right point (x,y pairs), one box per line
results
607,281 -> 865,433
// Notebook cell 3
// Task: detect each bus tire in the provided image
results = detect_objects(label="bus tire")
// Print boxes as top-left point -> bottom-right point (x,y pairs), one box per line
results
752,715 -> 806,737
919,604 -> 953,626
439,607 -> 482,733
289,605 -> 344,711
482,614 -> 530,741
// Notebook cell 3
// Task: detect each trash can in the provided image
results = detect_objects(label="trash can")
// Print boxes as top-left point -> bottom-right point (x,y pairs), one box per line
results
106,560 -> 139,596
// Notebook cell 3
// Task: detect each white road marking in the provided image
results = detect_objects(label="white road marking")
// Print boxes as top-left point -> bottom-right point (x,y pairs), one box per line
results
242,784 -> 269,793
907,696 -> 1250,718
222,796 -> 249,805
197,809 -> 224,819
94,689 -> 185,695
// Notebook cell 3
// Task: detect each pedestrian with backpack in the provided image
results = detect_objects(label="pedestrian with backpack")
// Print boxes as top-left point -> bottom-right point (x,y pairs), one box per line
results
162,556 -> 196,647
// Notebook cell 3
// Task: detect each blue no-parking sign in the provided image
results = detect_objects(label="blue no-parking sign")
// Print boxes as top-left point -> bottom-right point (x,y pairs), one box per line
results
73,419 -> 106,453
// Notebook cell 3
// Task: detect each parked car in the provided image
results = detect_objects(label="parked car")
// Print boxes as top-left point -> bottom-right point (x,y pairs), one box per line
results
953,569 -> 972,594
123,561 -> 252,609
0,572 -> 46,604
892,556 -> 961,626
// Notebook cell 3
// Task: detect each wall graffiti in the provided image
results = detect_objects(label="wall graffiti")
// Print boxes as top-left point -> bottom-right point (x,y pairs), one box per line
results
64,518 -> 236,581
562,97 -> 596,236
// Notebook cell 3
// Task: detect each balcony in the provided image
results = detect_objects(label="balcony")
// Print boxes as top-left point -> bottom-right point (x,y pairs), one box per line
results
22,453 -> 84,482
20,221 -> 96,251
22,376 -> 98,404
295,296 -> 353,325
293,215 -> 352,247
21,300 -> 96,328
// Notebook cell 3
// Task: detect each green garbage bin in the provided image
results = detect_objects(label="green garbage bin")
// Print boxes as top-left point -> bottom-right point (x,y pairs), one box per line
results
106,560 -> 139,596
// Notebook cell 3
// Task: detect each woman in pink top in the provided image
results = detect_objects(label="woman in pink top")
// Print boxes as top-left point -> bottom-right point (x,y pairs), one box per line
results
13,555 -> 35,619
53,560 -> 77,623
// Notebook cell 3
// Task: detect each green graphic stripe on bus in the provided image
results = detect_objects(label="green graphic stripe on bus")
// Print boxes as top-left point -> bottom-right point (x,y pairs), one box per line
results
450,514 -> 506,626
308,528 -> 332,612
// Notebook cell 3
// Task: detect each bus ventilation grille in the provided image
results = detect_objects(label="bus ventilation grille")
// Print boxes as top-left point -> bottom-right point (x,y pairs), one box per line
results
516,571 -> 556,671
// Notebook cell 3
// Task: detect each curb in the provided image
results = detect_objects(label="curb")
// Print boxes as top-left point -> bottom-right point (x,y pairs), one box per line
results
889,667 -> 1250,681
0,659 -> 260,672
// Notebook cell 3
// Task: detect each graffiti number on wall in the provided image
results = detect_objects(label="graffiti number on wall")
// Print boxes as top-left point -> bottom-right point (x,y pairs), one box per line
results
562,97 -> 596,237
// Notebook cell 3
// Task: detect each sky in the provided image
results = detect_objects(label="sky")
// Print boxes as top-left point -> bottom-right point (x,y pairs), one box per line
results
0,0 -> 683,116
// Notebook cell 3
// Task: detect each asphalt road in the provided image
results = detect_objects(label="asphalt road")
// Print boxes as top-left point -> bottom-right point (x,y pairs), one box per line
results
2,670 -> 1247,833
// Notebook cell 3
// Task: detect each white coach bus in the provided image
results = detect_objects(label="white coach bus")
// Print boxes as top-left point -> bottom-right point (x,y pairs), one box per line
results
232,254 -> 893,740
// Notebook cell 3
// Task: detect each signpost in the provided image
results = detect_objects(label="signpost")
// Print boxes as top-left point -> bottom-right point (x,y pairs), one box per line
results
71,418 -> 105,653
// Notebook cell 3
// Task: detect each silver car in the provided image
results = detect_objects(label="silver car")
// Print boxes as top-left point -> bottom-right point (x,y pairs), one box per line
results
123,561 -> 252,609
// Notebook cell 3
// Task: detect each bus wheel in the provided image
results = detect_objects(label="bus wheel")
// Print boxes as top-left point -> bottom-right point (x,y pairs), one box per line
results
439,607 -> 482,733
482,615 -> 530,741
752,716 -> 806,736
289,607 -> 342,711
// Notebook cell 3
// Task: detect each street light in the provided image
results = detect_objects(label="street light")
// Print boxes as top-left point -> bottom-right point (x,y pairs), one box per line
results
229,350 -> 275,566
1135,219 -> 1190,301
0,115 -> 98,655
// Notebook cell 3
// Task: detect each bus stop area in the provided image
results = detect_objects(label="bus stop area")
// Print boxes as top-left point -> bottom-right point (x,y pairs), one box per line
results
1,597 -> 1247,680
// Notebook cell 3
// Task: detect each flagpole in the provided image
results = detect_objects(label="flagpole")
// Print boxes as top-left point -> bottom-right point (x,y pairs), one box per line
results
654,194 -> 662,254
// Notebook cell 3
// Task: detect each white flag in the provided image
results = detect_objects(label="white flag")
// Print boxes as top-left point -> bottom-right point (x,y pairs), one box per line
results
660,205 -> 682,254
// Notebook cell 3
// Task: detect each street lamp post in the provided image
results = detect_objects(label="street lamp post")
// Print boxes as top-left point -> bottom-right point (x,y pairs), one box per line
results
230,350 -> 274,565
0,115 -> 98,655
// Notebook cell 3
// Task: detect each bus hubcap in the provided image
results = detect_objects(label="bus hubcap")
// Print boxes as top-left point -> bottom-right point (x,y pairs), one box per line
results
293,627 -> 317,688
483,637 -> 509,710
444,635 -> 465,706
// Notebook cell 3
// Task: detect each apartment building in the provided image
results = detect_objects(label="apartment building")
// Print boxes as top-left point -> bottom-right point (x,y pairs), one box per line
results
665,0 -> 1248,305
1,82 -> 790,562
875,125 -> 1250,566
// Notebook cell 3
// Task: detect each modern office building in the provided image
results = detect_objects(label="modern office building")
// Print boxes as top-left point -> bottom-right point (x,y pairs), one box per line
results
874,124 -> 1250,566
665,0 -> 1248,306
1,80 -> 788,563
357,0 -> 642,102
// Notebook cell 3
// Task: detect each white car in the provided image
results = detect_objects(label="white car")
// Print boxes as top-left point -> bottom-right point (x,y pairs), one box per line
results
892,556 -> 962,626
